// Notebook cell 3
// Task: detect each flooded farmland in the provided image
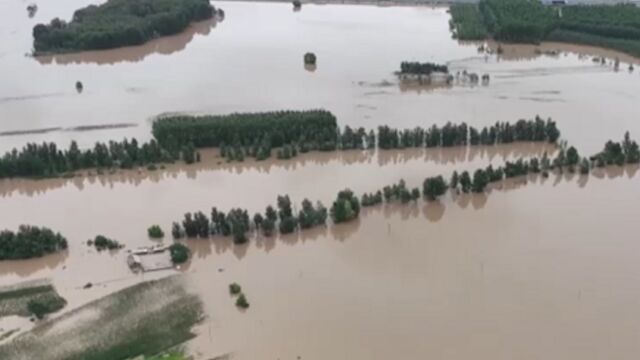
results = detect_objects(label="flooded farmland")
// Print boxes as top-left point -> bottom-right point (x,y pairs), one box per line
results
2,0 -> 640,359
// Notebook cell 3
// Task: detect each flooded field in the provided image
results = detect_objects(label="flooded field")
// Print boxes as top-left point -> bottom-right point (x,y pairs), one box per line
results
2,0 -> 640,359
2,1 -> 640,153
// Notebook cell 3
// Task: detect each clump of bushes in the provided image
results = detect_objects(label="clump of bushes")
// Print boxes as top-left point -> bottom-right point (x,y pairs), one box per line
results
229,282 -> 249,309
0,226 -> 67,260
229,283 -> 242,295
147,225 -> 165,239
304,52 -> 316,65
330,189 -> 360,223
169,243 -> 189,264
235,294 -> 250,309
90,235 -> 123,251
27,294 -> 67,319
399,61 -> 448,75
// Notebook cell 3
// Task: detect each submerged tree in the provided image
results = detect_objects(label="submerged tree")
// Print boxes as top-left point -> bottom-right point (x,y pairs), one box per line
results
423,176 -> 447,200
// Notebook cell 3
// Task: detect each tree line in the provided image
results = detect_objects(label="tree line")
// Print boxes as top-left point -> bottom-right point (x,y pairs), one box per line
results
1,134 -> 634,260
0,226 -> 68,260
0,111 -> 559,179
0,138 -> 197,179
213,116 -> 560,163
376,116 -> 559,150
166,132 -> 640,247
32,0 -> 215,54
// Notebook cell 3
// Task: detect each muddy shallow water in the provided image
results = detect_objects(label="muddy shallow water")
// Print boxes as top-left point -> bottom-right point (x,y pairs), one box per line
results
184,169 -> 640,360
2,1 -> 640,358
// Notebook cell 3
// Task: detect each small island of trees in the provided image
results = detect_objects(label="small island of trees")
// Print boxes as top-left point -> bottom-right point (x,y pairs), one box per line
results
399,62 -> 449,75
32,0 -> 217,54
90,235 -> 123,251
304,52 -> 316,65
0,226 -> 68,260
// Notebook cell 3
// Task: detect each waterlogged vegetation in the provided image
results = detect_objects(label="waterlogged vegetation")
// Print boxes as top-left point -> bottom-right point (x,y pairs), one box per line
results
32,0 -> 216,54
152,110 -> 338,158
0,226 -> 67,260
399,62 -> 449,75
229,283 -> 249,309
89,235 -> 123,251
449,4 -> 488,40
164,131 -> 639,250
0,276 -> 202,360
175,196 -> 328,244
450,0 -> 640,56
236,293 -> 250,309
229,283 -> 242,295
0,138 -> 196,179
148,225 -> 165,239
169,243 -> 189,264
0,111 -> 560,179
0,283 -> 66,319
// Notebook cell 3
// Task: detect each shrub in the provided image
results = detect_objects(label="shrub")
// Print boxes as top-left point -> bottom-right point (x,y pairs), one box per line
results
92,235 -> 123,251
169,243 -> 189,264
27,294 -> 67,319
229,283 -> 242,295
147,225 -> 165,239
236,293 -> 250,309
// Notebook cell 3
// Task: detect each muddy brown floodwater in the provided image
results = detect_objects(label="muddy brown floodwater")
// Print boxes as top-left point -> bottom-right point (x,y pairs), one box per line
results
2,1 -> 640,359
2,1 -> 640,154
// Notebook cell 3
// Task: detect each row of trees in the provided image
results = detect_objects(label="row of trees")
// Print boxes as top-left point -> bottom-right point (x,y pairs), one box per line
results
33,0 -> 215,54
591,132 -> 640,167
399,62 -> 449,75
142,133 -> 635,250
0,139 -> 197,179
377,117 -> 560,150
0,111 -> 559,178
0,226 -> 68,260
212,115 -> 560,163
174,196 -> 329,244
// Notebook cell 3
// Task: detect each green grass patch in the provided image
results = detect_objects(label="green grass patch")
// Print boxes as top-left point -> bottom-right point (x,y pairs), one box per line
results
0,282 -> 66,318
0,276 -> 203,360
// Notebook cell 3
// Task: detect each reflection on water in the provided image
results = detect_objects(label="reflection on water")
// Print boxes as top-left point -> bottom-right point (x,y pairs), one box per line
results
34,18 -> 220,66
